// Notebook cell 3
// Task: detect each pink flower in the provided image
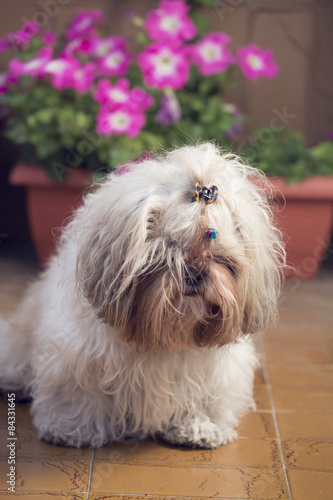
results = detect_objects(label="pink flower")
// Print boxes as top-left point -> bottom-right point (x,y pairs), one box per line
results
95,78 -> 153,138
98,48 -> 131,77
42,31 -> 57,45
191,33 -> 235,76
43,54 -> 80,90
89,36 -> 126,58
14,19 -> 41,46
0,38 -> 10,53
0,72 -> 16,93
66,10 -> 105,40
94,78 -> 131,107
96,108 -> 146,138
138,42 -> 190,90
2,19 -> 40,50
129,87 -> 154,112
237,44 -> 279,80
70,62 -> 96,93
144,0 -> 197,42
64,37 -> 93,55
9,47 -> 53,78
94,78 -> 154,112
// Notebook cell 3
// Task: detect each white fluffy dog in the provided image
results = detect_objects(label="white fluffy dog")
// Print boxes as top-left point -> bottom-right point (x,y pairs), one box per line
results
0,143 -> 284,449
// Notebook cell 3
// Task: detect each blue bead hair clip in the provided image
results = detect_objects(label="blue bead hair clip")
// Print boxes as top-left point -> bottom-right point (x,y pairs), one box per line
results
205,228 -> 217,240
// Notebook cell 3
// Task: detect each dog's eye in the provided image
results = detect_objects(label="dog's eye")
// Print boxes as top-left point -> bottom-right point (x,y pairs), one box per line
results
146,210 -> 160,230
214,256 -> 238,278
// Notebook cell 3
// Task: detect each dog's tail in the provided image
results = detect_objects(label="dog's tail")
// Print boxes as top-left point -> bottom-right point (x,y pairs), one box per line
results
0,317 -> 32,399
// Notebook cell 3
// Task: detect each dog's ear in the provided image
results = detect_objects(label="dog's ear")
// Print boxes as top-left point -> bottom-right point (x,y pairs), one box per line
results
233,175 -> 285,335
74,170 -> 162,325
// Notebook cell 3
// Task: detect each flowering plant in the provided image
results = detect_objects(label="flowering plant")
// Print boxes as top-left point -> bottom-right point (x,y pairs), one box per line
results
0,0 -> 279,180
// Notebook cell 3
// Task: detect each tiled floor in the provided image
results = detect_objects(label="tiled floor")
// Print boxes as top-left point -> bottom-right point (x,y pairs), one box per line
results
0,250 -> 332,499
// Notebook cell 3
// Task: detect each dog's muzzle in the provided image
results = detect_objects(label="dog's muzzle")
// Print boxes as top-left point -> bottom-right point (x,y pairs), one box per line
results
184,267 -> 205,296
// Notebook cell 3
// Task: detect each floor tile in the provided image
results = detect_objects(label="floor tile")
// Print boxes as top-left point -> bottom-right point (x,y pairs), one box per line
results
282,440 -> 333,471
0,427 -> 92,458
95,437 -> 282,469
1,250 -> 333,499
264,342 -> 333,365
238,412 -> 277,439
267,365 -> 333,389
288,469 -> 333,500
277,413 -> 333,440
272,386 -> 333,412
89,496 -> 252,500
265,326 -> 332,346
0,494 -> 86,499
253,370 -> 272,411
0,398 -> 33,427
254,385 -> 272,411
90,462 -> 289,499
0,457 -> 90,492
89,496 -> 251,500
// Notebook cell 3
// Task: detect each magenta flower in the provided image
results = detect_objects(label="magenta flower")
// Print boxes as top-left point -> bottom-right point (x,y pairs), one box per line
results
13,19 -> 41,46
42,31 -> 57,45
98,48 -> 131,77
94,78 -> 131,107
0,38 -> 11,53
156,92 -> 181,125
138,42 -> 190,90
95,77 -> 153,138
1,19 -> 40,51
0,72 -> 16,93
9,47 -> 53,78
64,37 -> 93,55
191,33 -> 234,76
89,36 -> 126,58
43,54 -> 80,90
144,0 -> 197,42
70,63 -> 96,93
94,78 -> 154,112
129,87 -> 154,112
96,109 -> 146,138
237,44 -> 279,80
66,10 -> 105,40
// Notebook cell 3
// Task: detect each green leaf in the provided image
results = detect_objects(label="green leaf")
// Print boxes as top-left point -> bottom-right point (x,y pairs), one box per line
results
109,146 -> 136,166
36,138 -> 60,159
191,13 -> 210,34
5,121 -> 28,144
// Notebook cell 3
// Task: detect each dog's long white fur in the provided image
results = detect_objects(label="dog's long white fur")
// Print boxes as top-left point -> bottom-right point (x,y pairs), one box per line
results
0,143 -> 284,448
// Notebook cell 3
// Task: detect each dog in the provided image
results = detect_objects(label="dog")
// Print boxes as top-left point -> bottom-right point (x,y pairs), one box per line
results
0,143 -> 285,449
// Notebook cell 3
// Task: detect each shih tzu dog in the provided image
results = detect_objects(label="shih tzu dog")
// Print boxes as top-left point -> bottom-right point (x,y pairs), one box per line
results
0,143 -> 284,449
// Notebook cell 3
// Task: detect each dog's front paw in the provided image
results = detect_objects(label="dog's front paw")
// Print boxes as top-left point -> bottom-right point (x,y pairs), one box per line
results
37,424 -> 108,448
162,418 -> 237,449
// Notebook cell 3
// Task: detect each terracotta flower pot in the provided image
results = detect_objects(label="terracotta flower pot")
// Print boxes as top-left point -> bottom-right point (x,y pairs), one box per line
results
267,177 -> 333,279
9,163 -> 92,265
9,163 -> 333,278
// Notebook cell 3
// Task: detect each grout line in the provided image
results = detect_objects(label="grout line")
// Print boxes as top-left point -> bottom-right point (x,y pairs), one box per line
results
86,448 -> 95,500
260,346 -> 293,500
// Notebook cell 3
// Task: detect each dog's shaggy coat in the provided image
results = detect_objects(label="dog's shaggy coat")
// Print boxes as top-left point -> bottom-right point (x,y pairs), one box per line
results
0,143 -> 284,448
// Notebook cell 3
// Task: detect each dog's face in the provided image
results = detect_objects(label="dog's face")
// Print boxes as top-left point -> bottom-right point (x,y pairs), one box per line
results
76,144 -> 284,351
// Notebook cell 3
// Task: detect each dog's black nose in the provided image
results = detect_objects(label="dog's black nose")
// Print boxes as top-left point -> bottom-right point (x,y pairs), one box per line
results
184,267 -> 205,295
